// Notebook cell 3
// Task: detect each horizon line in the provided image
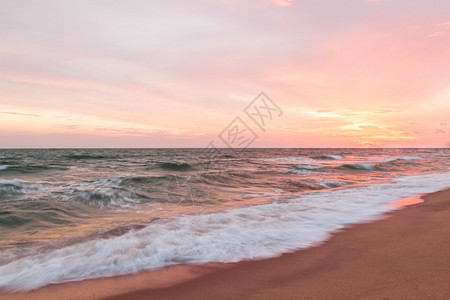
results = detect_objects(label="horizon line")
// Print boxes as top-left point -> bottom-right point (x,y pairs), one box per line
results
0,147 -> 448,150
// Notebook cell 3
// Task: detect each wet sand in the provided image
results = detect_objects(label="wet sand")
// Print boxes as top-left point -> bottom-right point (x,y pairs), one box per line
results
2,189 -> 449,299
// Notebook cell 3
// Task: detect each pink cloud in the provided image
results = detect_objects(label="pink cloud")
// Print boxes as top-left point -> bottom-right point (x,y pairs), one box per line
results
428,31 -> 450,37
266,0 -> 294,7
439,21 -> 450,28
219,0 -> 294,9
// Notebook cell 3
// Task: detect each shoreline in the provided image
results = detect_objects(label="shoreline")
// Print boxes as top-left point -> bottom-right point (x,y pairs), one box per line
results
1,188 -> 449,299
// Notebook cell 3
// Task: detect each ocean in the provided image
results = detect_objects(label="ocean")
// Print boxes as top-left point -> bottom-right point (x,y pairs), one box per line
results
0,148 -> 449,291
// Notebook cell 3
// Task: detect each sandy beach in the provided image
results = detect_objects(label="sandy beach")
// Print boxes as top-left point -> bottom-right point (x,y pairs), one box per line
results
1,188 -> 448,300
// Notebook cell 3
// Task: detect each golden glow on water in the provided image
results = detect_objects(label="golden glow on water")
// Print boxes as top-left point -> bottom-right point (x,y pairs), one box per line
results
388,195 -> 424,207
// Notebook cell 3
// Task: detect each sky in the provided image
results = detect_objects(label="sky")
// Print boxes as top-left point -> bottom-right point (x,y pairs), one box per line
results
0,0 -> 449,148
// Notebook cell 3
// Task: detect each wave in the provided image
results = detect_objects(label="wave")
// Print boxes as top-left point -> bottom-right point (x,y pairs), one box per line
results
261,155 -> 342,166
243,192 -> 277,198
66,154 -> 111,160
319,181 -> 344,188
0,160 -> 18,165
122,175 -> 169,184
294,165 -> 325,170
159,162 -> 191,171
0,179 -> 25,195
0,165 -> 67,174
287,179 -> 341,191
201,171 -> 247,186
0,178 -> 155,229
396,156 -> 421,161
0,179 -> 40,197
313,155 -> 343,160
0,202 -> 82,229
95,223 -> 147,239
58,178 -> 151,209
0,211 -> 32,228
60,188 -> 144,209
336,156 -> 421,171
340,164 -> 376,170
1,172 -> 449,291
0,178 -> 155,209
259,157 -> 315,164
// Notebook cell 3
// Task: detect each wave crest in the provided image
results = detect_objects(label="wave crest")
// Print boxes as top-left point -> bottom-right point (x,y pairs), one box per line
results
0,179 -> 39,196
294,165 -> 325,170
340,164 -> 376,170
313,155 -> 343,160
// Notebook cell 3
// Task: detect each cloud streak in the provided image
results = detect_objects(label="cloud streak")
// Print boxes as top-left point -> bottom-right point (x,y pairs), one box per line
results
0,111 -> 40,117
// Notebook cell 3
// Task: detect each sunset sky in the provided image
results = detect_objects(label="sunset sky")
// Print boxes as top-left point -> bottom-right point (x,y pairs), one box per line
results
1,0 -> 449,148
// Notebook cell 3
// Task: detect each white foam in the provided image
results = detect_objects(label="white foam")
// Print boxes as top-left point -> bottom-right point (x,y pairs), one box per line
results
259,157 -> 315,164
244,192 -> 277,198
60,178 -> 142,208
324,155 -> 343,160
0,179 -> 42,195
1,172 -> 449,291
0,178 -> 145,208
0,166 -> 8,171
0,179 -> 28,185
397,156 -> 421,161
